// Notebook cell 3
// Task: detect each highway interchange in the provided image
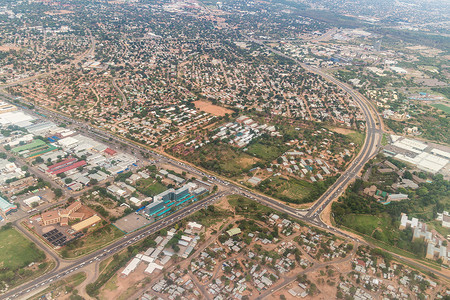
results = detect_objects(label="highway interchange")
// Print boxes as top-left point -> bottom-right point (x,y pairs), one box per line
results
1,45 -> 448,299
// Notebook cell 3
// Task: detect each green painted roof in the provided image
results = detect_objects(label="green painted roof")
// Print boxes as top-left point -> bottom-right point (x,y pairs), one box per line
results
226,228 -> 241,236
12,139 -> 46,153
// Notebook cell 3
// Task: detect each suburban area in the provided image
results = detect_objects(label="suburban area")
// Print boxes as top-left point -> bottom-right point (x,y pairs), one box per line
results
0,0 -> 448,299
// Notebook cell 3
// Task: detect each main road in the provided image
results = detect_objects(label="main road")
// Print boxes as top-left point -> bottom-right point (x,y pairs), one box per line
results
244,38 -> 384,221
2,42 -> 448,299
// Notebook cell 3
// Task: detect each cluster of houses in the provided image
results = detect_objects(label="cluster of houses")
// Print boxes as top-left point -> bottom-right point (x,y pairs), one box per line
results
121,222 -> 203,277
399,213 -> 449,263
351,249 -> 441,300
150,271 -> 202,299
212,116 -> 281,148
110,104 -> 215,146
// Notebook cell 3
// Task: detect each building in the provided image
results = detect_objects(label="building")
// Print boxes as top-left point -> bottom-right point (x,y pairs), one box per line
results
426,243 -> 449,264
121,257 -> 141,277
41,210 -> 61,226
71,215 -> 101,232
41,201 -> 84,226
0,196 -> 17,215
23,196 -> 42,207
413,225 -> 433,242
399,213 -> 419,230
387,193 -> 408,202
0,101 -> 17,114
443,215 -> 450,229
226,228 -> 241,236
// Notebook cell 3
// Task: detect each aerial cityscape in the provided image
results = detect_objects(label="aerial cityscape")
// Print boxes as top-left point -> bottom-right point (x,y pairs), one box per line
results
0,0 -> 448,299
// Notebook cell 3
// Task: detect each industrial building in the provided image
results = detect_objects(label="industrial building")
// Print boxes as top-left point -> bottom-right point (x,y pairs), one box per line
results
71,215 -> 102,232
385,135 -> 450,175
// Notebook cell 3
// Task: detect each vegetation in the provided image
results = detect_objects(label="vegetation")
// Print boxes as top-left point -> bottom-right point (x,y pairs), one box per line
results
332,173 -> 450,258
0,225 -> 47,289
29,272 -> 87,300
60,225 -> 123,258
86,236 -> 158,297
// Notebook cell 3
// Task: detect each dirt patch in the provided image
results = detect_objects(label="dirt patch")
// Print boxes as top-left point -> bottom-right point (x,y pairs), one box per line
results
100,262 -> 154,300
0,44 -> 20,52
44,10 -> 74,15
193,100 -> 233,117
328,127 -> 356,135
238,156 -> 259,168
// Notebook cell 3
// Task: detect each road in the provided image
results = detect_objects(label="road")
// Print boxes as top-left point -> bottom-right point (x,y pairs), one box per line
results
2,39 -> 449,299
245,38 -> 383,222
1,191 -> 228,300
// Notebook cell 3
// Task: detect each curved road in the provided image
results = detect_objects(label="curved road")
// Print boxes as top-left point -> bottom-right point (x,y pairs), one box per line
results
2,39 -> 449,300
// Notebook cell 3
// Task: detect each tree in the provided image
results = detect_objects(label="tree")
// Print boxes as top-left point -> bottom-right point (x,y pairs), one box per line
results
54,188 -> 63,198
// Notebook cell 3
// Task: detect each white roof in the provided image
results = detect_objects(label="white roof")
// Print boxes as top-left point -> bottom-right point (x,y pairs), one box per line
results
58,137 -> 79,148
121,258 -> 141,276
431,148 -> 450,159
144,262 -> 163,274
0,111 -> 34,126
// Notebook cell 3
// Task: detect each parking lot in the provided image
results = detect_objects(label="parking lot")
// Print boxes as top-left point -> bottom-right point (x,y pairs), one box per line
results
114,214 -> 151,233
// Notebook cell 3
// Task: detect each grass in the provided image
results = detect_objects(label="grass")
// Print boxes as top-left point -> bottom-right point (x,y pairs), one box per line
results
431,103 -> 450,114
260,176 -> 313,202
340,214 -> 387,236
135,178 -> 166,197
186,205 -> 232,227
103,273 -> 118,291
220,152 -> 258,175
228,194 -> 275,218
362,234 -> 441,270
247,142 -> 287,161
28,272 -> 87,300
0,227 -> 46,270
61,224 -> 124,258
347,131 -> 365,148
427,221 -> 450,238
381,133 -> 389,146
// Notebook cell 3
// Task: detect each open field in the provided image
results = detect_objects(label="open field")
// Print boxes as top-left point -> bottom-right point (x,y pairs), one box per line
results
0,227 -> 46,270
247,142 -> 287,161
193,100 -> 233,116
258,176 -> 313,203
431,103 -> 450,114
135,178 -> 166,197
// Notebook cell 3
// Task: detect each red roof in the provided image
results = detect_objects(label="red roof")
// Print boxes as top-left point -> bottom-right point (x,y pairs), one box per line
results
51,160 -> 87,175
357,259 -> 365,267
47,157 -> 76,172
104,148 -> 117,156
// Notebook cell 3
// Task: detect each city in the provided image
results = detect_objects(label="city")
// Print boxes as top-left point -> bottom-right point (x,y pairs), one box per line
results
0,0 -> 448,299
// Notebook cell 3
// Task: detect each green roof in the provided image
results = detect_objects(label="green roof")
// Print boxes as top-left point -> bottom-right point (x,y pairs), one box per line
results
226,228 -> 241,236
12,139 -> 46,153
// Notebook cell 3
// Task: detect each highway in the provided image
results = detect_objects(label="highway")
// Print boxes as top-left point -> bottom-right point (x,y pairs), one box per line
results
2,43 -> 449,299
1,190 -> 228,300
244,38 -> 383,221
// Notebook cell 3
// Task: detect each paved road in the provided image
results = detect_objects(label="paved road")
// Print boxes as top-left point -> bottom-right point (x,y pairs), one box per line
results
1,191 -> 228,300
244,38 -> 383,222
2,41 -> 449,299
